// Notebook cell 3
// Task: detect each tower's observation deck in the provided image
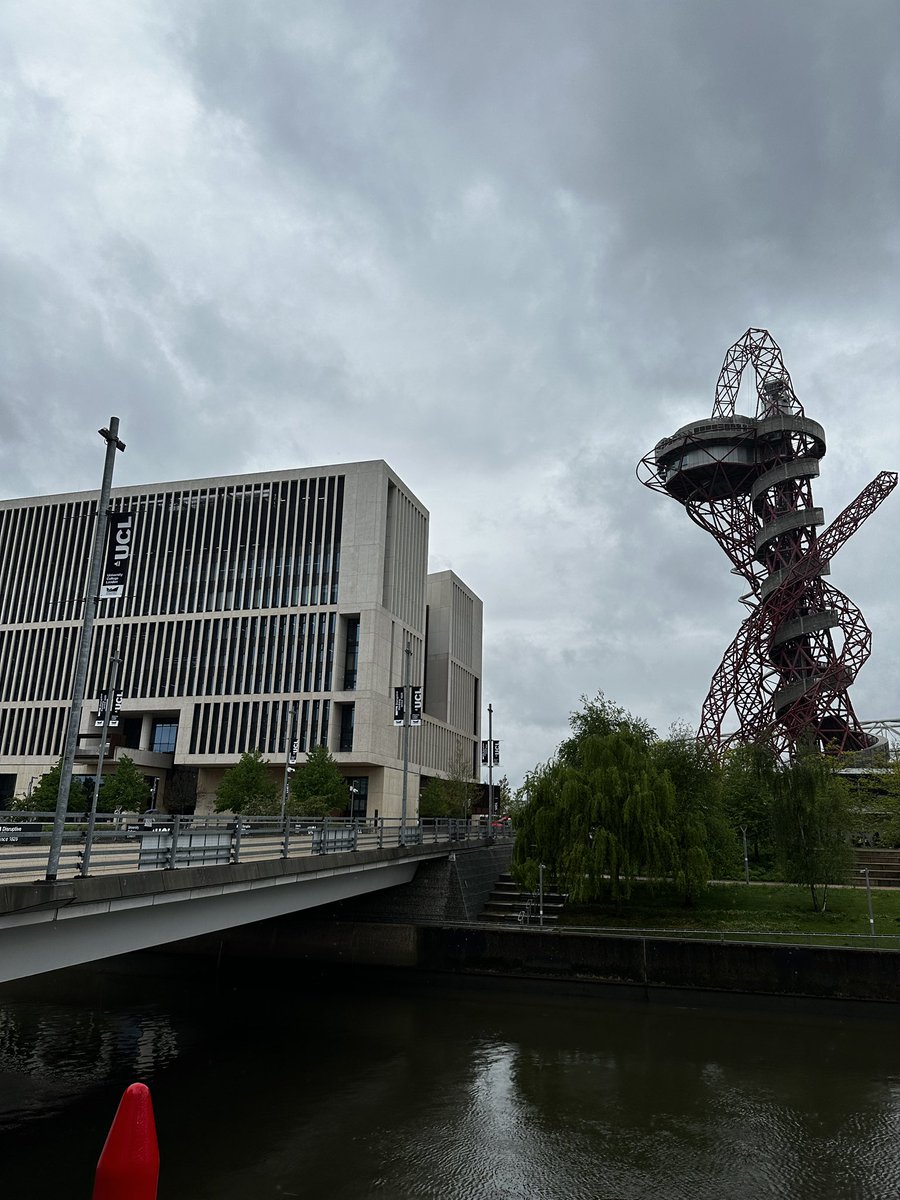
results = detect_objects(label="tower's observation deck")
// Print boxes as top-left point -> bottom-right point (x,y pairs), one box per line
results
654,417 -> 759,501
637,329 -> 895,760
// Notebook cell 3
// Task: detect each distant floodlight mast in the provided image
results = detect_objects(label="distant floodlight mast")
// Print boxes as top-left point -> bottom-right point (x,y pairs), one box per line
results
637,328 -> 897,761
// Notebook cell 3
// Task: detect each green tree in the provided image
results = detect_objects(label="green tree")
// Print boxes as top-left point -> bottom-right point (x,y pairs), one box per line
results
419,774 -> 454,818
418,739 -> 480,820
722,742 -> 777,871
288,743 -> 347,817
563,692 -> 656,753
27,761 -> 89,813
515,695 -> 740,905
98,755 -> 152,813
651,725 -> 739,899
164,766 -> 199,816
215,749 -> 279,815
514,693 -> 683,903
446,739 -> 480,819
771,754 -> 853,911
497,774 -> 513,815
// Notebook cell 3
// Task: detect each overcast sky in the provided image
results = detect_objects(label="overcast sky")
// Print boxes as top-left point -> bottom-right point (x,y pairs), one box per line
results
3,0 -> 899,786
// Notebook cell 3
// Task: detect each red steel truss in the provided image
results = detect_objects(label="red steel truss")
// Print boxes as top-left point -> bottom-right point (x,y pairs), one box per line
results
637,328 -> 897,759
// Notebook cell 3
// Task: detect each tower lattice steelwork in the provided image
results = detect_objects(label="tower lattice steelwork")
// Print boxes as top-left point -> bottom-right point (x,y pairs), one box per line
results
637,328 -> 897,760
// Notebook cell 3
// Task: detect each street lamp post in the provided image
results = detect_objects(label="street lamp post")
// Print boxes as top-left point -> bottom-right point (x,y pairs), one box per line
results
486,702 -> 494,827
80,650 -> 122,877
400,637 -> 412,837
280,703 -> 299,823
46,419 -> 125,883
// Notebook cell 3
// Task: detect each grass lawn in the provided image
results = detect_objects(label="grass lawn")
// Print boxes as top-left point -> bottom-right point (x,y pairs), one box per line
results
559,880 -> 900,947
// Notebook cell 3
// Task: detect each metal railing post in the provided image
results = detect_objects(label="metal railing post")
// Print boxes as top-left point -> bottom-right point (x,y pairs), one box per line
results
231,819 -> 242,864
282,813 -> 291,859
167,816 -> 182,869
861,867 -> 875,936
80,811 -> 97,880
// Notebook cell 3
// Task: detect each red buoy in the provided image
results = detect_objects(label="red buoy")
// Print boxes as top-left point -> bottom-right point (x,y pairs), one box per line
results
92,1082 -> 160,1200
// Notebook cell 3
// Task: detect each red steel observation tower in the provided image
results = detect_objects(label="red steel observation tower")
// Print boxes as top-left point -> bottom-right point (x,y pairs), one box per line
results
637,328 -> 896,760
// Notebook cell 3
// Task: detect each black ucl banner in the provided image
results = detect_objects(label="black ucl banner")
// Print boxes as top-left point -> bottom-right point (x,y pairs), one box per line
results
95,689 -> 123,728
394,686 -> 423,726
100,510 -> 134,600
481,740 -> 500,766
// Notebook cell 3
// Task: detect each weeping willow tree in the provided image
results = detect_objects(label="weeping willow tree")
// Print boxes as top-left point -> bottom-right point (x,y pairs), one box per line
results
513,695 -> 723,903
651,725 -> 739,898
771,753 -> 853,912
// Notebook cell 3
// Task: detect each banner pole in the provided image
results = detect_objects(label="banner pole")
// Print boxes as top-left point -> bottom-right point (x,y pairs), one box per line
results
400,636 -> 411,834
487,703 -> 493,824
46,419 -> 125,882
81,651 -> 122,876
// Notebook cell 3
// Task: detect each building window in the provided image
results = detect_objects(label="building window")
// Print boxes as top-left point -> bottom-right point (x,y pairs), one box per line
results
343,616 -> 360,690
323,612 -> 336,691
348,776 -> 368,819
299,699 -> 310,752
339,703 -> 355,752
122,717 -> 143,750
151,721 -> 178,753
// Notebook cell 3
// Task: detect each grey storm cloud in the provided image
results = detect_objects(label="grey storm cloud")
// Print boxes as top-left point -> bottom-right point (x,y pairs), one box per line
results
1,0 -> 899,784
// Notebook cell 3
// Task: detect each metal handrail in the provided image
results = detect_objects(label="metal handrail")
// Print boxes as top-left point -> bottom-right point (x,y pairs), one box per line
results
542,923 -> 900,948
0,811 -> 513,885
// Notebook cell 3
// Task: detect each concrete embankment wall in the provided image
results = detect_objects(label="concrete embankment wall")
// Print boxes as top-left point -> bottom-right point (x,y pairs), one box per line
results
330,840 -> 515,924
156,842 -> 900,1006
197,918 -> 900,1006
411,925 -> 900,1005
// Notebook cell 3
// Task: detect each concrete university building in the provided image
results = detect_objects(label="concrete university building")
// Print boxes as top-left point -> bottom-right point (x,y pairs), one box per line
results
0,460 -> 483,818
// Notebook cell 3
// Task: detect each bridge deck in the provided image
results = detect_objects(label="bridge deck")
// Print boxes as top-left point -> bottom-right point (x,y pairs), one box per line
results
0,820 -> 512,983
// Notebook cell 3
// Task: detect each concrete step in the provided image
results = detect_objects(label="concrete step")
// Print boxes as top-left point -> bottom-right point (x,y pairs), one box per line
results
854,850 -> 900,887
480,870 -> 568,922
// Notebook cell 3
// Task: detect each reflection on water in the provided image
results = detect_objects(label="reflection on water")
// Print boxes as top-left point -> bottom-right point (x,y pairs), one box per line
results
2,959 -> 900,1200
0,1000 -> 180,1131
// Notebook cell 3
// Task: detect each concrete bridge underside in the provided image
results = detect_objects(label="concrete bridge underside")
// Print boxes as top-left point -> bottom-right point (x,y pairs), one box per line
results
0,845 -> 445,984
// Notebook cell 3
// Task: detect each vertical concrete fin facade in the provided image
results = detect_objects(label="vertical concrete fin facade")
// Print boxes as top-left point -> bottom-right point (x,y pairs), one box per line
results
0,462 -> 482,818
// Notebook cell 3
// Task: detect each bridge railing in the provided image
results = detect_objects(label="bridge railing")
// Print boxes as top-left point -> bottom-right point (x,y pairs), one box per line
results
0,812 -> 513,885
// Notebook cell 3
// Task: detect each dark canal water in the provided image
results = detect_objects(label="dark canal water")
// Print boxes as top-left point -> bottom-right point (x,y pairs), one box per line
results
2,956 -> 900,1200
